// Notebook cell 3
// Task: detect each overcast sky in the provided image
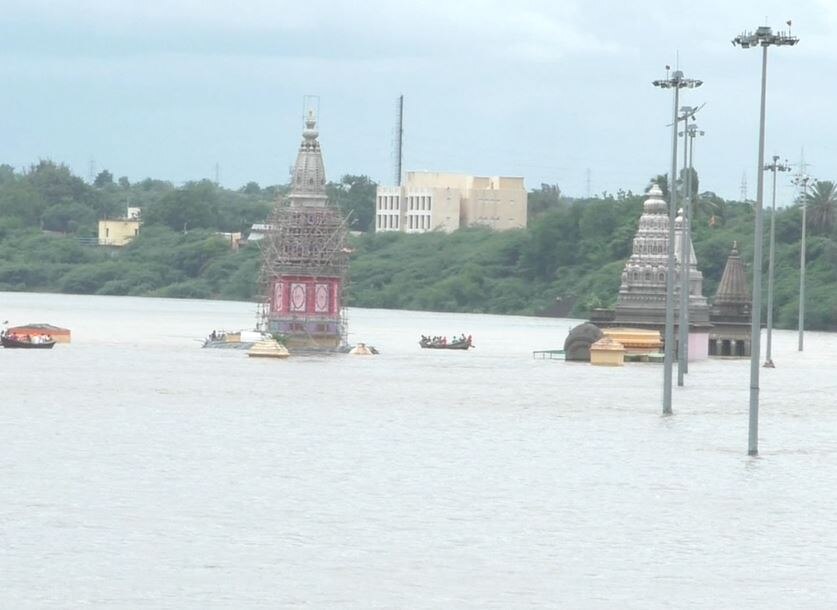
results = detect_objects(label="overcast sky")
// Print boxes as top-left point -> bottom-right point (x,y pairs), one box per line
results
1,0 -> 833,202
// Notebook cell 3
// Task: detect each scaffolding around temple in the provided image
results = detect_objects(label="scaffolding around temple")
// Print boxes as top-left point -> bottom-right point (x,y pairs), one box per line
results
257,107 -> 350,350
258,202 -> 349,349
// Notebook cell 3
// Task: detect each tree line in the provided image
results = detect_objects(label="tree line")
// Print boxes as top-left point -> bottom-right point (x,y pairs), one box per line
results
0,160 -> 835,329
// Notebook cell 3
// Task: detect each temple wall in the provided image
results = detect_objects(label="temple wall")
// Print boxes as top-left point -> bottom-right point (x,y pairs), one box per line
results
688,332 -> 709,361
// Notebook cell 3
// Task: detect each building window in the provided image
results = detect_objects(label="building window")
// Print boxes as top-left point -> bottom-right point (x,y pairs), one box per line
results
428,198 -> 432,210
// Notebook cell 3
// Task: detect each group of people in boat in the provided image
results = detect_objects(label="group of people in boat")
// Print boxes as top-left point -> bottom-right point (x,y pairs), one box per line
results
420,333 -> 472,347
207,330 -> 227,342
2,331 -> 53,344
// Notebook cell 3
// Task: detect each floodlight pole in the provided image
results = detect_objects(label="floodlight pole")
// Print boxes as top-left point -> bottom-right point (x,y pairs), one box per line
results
653,70 -> 702,415
684,123 -> 703,370
799,176 -> 809,351
764,155 -> 791,368
733,25 -> 798,456
677,106 -> 702,385
677,108 -> 690,387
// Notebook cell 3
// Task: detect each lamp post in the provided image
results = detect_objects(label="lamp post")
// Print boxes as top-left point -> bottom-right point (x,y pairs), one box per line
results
676,106 -> 702,385
763,155 -> 791,368
795,174 -> 810,352
684,122 -> 704,372
653,69 -> 702,414
733,24 -> 798,456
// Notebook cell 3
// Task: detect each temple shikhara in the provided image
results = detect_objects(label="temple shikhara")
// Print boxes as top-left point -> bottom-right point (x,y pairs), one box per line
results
259,108 -> 349,350
708,243 -> 752,357
589,183 -> 745,360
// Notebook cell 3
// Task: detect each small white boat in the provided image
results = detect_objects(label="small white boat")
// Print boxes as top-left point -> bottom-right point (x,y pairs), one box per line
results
203,330 -> 268,349
248,339 -> 290,359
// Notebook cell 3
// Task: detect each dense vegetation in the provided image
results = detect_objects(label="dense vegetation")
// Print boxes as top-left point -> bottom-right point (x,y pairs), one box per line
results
1,160 -> 836,329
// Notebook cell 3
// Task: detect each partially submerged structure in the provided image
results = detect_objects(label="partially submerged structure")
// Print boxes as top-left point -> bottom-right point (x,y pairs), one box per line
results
594,184 -> 710,359
708,243 -> 752,357
259,109 -> 349,350
564,323 -> 603,361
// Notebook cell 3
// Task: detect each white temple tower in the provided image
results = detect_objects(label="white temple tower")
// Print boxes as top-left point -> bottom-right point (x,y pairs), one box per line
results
609,183 -> 710,358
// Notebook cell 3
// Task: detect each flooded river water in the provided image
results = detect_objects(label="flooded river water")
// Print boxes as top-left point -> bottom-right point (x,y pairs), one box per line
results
2,292 -> 837,608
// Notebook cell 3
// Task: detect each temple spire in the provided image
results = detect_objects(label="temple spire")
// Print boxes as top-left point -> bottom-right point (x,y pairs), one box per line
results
714,242 -> 750,307
288,108 -> 328,207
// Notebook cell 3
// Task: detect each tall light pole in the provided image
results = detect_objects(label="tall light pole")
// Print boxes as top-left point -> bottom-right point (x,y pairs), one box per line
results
676,105 -> 702,385
733,24 -> 798,457
683,122 -> 704,373
677,107 -> 691,387
653,68 -> 702,415
763,155 -> 791,368
795,173 -> 810,351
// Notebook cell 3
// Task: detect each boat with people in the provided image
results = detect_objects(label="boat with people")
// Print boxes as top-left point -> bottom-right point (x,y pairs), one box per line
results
202,329 -> 270,349
1,331 -> 56,349
419,334 -> 474,350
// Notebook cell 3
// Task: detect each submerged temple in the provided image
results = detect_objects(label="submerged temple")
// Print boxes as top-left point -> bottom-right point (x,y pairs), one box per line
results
585,185 -> 758,361
708,243 -> 752,357
259,109 -> 349,350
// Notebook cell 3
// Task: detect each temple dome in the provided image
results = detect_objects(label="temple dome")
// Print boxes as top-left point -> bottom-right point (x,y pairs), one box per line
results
288,109 -> 328,207
644,184 -> 666,214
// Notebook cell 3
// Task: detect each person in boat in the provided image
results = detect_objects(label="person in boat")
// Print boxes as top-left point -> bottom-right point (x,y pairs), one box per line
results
210,330 -> 217,341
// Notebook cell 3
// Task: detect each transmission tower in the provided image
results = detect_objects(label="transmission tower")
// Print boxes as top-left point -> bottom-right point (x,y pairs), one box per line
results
793,148 -> 811,191
739,171 -> 748,202
585,168 -> 592,199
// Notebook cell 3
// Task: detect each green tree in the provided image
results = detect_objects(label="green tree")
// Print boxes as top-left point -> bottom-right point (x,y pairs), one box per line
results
27,160 -> 89,206
41,202 -> 97,233
94,170 -> 114,188
527,183 -> 562,218
648,174 -> 669,200
240,181 -> 261,195
0,181 -> 45,227
327,175 -> 376,232
143,181 -> 220,231
804,180 -> 837,234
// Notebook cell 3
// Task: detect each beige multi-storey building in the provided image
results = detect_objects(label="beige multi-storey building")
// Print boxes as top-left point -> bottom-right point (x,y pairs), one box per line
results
375,171 -> 526,233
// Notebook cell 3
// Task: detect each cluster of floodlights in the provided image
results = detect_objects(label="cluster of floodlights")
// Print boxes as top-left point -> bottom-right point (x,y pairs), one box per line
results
732,24 -> 798,48
652,69 -> 702,90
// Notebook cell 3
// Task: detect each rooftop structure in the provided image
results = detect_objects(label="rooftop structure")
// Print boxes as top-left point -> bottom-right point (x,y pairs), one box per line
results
375,171 -> 526,234
259,109 -> 349,350
98,213 -> 141,247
